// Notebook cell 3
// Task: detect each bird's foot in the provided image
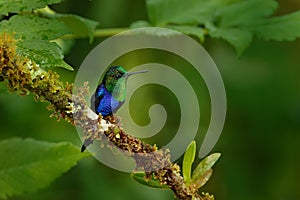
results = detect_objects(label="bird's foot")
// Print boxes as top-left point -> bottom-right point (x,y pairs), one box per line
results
103,115 -> 121,125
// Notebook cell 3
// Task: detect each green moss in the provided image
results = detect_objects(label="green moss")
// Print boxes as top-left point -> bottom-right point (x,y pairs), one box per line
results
0,33 -> 73,123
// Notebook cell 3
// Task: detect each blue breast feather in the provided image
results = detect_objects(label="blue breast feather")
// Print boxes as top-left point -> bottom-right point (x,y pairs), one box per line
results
91,84 -> 124,116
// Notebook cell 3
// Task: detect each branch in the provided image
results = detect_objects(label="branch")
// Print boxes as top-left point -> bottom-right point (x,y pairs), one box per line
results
0,33 -> 215,200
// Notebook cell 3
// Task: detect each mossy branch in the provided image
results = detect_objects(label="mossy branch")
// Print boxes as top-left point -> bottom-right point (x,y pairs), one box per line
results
0,34 -> 214,200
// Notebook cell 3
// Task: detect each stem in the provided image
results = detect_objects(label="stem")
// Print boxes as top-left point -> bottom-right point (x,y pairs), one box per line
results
94,28 -> 129,37
62,28 -> 129,39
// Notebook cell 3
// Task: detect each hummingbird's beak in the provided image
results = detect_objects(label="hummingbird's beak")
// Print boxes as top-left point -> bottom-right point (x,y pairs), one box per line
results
126,70 -> 149,77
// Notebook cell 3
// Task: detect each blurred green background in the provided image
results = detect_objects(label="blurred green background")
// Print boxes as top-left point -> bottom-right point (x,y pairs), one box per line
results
1,0 -> 300,200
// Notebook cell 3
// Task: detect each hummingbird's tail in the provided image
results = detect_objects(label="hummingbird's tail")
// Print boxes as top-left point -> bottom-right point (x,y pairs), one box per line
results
81,138 -> 93,152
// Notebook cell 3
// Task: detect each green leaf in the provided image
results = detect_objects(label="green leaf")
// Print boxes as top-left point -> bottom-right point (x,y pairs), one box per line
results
182,141 -> 196,184
131,172 -> 169,189
53,14 -> 99,43
17,40 -> 74,71
192,169 -> 213,189
253,10 -> 300,41
0,15 -> 70,40
167,25 -> 205,42
36,7 -> 99,43
0,15 -> 73,70
146,0 -> 235,26
217,0 -> 278,28
207,0 -> 277,55
0,138 -> 89,199
0,0 -> 63,16
191,153 -> 221,186
145,0 -> 300,56
207,22 -> 253,56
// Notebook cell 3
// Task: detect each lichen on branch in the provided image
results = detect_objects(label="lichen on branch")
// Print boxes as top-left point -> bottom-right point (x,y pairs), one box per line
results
0,33 -> 74,123
0,33 -> 214,200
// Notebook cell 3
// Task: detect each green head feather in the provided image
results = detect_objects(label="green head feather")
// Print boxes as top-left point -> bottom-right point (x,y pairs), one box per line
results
102,66 -> 149,101
103,66 -> 128,101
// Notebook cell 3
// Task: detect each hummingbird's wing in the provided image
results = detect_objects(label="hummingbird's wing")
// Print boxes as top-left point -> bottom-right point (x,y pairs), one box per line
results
83,84 -> 106,152
82,93 -> 100,152
90,84 -> 105,113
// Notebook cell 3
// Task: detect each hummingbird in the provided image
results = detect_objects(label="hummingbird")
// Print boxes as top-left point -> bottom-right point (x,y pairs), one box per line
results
81,66 -> 149,152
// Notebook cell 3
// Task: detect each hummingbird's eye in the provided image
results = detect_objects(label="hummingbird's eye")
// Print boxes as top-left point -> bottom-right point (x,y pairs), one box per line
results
116,73 -> 124,78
